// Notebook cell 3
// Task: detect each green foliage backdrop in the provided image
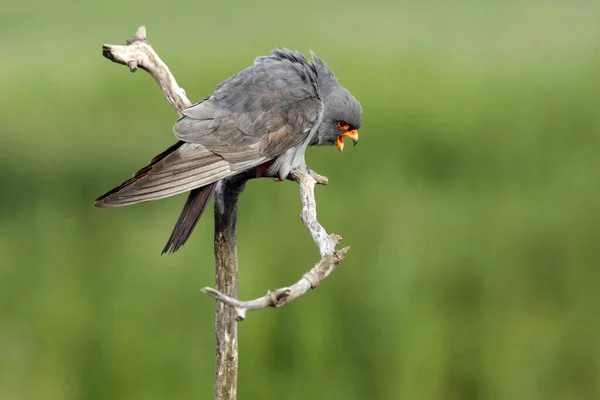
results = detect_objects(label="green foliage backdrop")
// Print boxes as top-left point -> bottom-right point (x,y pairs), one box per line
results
1,1 -> 599,399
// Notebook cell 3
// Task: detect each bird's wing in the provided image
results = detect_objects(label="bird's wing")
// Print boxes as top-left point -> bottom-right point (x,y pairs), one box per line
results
95,54 -> 322,208
95,141 -> 237,207
174,53 -> 322,161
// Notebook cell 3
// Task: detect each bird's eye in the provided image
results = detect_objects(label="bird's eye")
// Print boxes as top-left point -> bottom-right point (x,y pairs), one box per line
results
337,121 -> 350,130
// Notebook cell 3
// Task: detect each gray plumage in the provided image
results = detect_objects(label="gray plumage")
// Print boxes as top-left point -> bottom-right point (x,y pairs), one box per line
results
95,49 -> 362,253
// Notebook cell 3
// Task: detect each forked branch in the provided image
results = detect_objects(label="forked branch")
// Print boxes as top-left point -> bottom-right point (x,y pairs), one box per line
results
102,26 -> 191,114
201,169 -> 350,321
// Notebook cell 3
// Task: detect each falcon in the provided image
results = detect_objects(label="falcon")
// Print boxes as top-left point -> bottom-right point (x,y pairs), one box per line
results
95,49 -> 362,254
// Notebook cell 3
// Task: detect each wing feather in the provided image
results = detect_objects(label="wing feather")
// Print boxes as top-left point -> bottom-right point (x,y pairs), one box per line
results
173,54 -> 322,166
96,143 -> 231,207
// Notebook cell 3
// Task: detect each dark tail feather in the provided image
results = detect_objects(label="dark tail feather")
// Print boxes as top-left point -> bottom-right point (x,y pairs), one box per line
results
162,183 -> 217,255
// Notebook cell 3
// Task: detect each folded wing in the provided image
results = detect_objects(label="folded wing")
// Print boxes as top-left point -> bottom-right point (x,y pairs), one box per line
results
95,141 -> 254,207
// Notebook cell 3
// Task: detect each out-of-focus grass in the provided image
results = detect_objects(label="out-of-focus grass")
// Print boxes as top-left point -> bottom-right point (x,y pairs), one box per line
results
1,0 -> 600,399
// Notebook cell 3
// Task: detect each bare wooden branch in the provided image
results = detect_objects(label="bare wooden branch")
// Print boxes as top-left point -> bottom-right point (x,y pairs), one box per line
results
306,168 -> 329,185
102,27 -> 239,400
213,179 -> 245,400
290,169 -> 338,257
102,26 -> 191,115
201,169 -> 350,321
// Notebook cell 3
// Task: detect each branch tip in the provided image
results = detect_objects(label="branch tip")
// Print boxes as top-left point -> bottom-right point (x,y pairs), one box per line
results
126,26 -> 147,45
309,169 -> 329,185
329,233 -> 342,247
335,246 -> 350,262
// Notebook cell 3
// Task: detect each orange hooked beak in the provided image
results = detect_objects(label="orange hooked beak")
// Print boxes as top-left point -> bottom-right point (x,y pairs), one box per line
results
336,129 -> 359,151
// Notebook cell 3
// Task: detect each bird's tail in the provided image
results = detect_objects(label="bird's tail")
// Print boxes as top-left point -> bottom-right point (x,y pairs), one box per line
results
162,184 -> 216,254
94,140 -> 227,254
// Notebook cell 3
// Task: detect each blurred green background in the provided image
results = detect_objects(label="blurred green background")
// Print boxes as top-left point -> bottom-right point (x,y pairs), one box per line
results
1,0 -> 600,399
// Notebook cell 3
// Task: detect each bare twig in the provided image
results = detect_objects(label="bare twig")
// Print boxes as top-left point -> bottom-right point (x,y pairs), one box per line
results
201,169 -> 350,321
289,169 -> 338,256
102,27 -> 239,400
306,168 -> 329,185
102,26 -> 191,115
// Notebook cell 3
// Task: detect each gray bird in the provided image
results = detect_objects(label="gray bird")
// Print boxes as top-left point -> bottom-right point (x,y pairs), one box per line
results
95,49 -> 362,254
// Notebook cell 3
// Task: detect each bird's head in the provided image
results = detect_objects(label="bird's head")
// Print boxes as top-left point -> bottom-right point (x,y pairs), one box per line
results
310,54 -> 362,151
314,87 -> 362,151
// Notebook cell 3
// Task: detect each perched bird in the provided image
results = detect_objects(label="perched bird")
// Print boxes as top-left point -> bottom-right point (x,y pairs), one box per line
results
95,49 -> 362,254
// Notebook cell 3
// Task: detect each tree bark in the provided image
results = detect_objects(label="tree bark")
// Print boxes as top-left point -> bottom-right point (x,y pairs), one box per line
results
213,179 -> 245,400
